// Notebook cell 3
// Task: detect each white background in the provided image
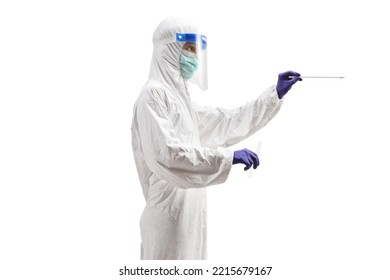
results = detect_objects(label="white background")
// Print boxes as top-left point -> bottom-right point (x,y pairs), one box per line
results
1,0 -> 389,279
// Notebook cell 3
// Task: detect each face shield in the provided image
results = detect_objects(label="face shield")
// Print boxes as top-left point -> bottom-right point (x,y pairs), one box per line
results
176,33 -> 208,90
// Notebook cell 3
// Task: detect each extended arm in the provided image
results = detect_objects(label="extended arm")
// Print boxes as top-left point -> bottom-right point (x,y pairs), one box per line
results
194,86 -> 282,148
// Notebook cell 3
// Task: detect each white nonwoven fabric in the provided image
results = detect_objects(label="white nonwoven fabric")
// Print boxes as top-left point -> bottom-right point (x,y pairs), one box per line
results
131,17 -> 283,260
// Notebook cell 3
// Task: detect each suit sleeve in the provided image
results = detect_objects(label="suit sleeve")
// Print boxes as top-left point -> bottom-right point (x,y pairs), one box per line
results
137,88 -> 233,189
193,86 -> 283,148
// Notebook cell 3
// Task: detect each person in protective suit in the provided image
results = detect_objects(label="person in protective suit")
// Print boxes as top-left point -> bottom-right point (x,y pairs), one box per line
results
131,17 -> 301,260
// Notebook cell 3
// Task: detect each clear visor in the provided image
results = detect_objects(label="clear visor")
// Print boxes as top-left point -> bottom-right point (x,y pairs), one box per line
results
176,33 -> 208,90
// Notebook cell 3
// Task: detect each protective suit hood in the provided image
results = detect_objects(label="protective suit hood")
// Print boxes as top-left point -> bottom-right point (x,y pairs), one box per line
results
149,17 -> 198,91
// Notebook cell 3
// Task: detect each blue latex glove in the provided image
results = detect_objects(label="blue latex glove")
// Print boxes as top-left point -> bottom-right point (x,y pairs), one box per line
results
276,70 -> 302,99
232,149 -> 259,171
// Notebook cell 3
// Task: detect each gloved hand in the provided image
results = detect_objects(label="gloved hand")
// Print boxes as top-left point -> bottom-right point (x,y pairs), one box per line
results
232,149 -> 259,171
276,70 -> 302,99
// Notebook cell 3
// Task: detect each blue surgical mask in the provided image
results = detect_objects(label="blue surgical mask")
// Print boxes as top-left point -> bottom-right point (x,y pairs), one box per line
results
179,50 -> 198,80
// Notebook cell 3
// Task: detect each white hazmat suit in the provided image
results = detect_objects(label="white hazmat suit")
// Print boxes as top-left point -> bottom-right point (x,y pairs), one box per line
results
131,18 -> 284,260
